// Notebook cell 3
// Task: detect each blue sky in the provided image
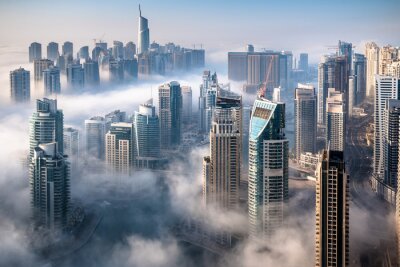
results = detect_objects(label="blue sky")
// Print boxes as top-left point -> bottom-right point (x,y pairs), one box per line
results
0,0 -> 399,63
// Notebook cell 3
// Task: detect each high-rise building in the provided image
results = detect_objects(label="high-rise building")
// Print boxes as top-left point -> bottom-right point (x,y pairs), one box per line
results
62,41 -> 73,57
29,42 -> 42,63
78,46 -> 89,60
382,100 -> 400,192
299,53 -> 308,72
181,86 -> 192,124
228,52 -> 248,81
10,67 -> 30,102
352,53 -> 366,105
83,60 -> 100,86
315,148 -> 349,267
338,40 -> 352,76
66,62 -> 84,88
30,142 -> 70,230
374,75 -> 400,177
29,98 -> 64,159
379,45 -> 399,75
47,42 -> 59,61
105,123 -> 134,175
105,110 -> 126,132
92,46 -> 103,62
63,127 -> 79,158
109,60 -> 124,82
294,83 -> 317,161
112,41 -> 124,59
247,53 -> 280,88
326,89 -> 345,152
159,81 -> 182,149
365,42 -> 380,98
248,97 -> 288,239
63,127 -> 79,171
43,66 -> 61,95
123,59 -> 138,80
34,59 -> 54,81
85,116 -> 106,160
124,42 -> 136,60
198,71 -> 217,133
133,102 -> 161,169
138,5 -> 150,54
203,95 -> 242,209
242,105 -> 252,174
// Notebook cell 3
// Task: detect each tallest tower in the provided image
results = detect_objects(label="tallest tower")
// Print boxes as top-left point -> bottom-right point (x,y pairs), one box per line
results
137,5 -> 150,54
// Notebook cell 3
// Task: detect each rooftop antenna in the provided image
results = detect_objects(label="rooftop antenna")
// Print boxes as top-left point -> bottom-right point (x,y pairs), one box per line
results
139,4 -> 141,16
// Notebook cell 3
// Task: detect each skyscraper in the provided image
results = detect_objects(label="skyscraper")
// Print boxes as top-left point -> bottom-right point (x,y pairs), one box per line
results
43,66 -> 61,95
85,116 -> 106,160
78,46 -> 89,60
228,52 -> 248,81
123,59 -> 138,80
47,42 -> 59,61
298,53 -> 308,72
326,89 -> 345,152
34,59 -> 54,81
112,41 -> 124,59
294,83 -> 317,161
10,67 -> 30,102
138,5 -> 150,54
29,42 -> 42,63
133,102 -> 161,169
66,62 -> 84,88
374,75 -> 399,177
30,142 -> 70,230
382,99 -> 400,191
181,86 -> 192,124
124,42 -> 136,60
248,97 -> 288,239
29,98 -> 64,159
159,81 -> 182,149
64,127 -> 79,159
203,95 -> 242,209
62,41 -> 73,57
365,42 -> 380,98
109,60 -> 124,82
105,123 -> 134,175
83,60 -> 100,86
352,53 -> 366,105
315,148 -> 349,267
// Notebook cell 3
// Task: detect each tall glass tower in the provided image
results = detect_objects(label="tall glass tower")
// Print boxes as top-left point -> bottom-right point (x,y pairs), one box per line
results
137,5 -> 150,54
248,97 -> 288,239
29,98 -> 64,159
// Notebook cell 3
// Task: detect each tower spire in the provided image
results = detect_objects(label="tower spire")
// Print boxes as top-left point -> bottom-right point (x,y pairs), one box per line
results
139,4 -> 141,16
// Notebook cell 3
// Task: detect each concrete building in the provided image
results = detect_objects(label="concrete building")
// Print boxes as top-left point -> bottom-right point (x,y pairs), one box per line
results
326,88 -> 345,152
228,52 -> 248,81
30,142 -> 70,230
123,59 -> 138,80
112,41 -> 124,59
138,5 -> 150,54
365,42 -> 380,98
159,81 -> 182,149
105,123 -> 134,175
43,66 -> 61,95
63,127 -> 79,172
85,116 -> 106,160
133,102 -> 162,169
203,95 -> 242,209
248,97 -> 288,239
62,41 -> 73,57
10,67 -> 30,102
124,42 -> 136,60
181,86 -> 192,124
47,42 -> 59,61
315,149 -> 349,267
83,60 -> 100,86
34,59 -> 54,81
109,60 -> 124,82
29,42 -> 42,63
66,62 -> 84,89
374,75 -> 399,177
352,53 -> 367,105
29,98 -> 64,159
294,83 -> 317,161
78,46 -> 89,60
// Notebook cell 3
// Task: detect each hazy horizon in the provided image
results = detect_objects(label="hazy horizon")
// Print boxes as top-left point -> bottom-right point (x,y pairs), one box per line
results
1,0 -> 400,64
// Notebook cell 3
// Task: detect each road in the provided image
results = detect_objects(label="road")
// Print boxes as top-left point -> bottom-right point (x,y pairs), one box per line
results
346,104 -> 396,265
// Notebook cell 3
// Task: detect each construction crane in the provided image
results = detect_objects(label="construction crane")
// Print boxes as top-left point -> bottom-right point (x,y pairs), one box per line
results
258,55 -> 275,98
